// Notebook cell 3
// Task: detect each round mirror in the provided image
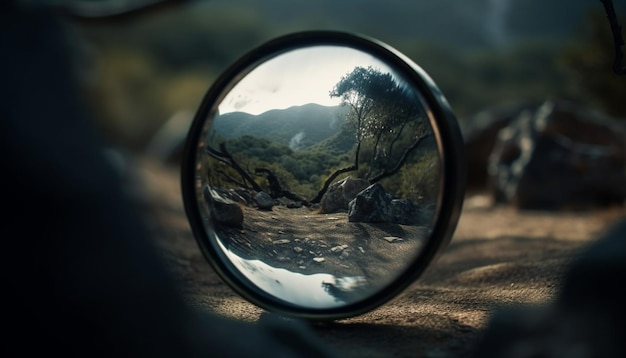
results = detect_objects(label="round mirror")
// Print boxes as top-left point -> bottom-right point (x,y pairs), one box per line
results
181,31 -> 465,320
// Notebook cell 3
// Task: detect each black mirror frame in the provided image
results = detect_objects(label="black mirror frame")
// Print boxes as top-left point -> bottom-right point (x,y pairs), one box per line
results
181,30 -> 466,321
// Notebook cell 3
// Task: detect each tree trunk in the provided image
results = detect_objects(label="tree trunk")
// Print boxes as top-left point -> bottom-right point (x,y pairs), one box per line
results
370,133 -> 430,183
309,140 -> 362,204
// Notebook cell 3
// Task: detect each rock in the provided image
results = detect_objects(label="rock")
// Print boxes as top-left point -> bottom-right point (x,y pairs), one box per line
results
272,239 -> 291,245
463,101 -> 542,190
319,176 -> 370,213
390,198 -> 426,225
312,257 -> 325,263
254,191 -> 275,210
331,244 -> 348,253
383,236 -> 403,243
348,183 -> 425,225
203,185 -> 244,227
347,183 -> 392,223
293,247 -> 303,253
277,197 -> 303,208
488,100 -> 626,210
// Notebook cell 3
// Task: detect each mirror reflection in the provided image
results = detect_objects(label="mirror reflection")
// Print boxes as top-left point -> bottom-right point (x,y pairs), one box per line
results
195,46 -> 441,308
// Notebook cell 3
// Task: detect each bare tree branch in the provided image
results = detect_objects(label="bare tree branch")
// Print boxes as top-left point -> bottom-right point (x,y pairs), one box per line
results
205,143 -> 264,192
600,0 -> 626,74
370,132 -> 431,184
216,169 -> 248,189
309,141 -> 361,204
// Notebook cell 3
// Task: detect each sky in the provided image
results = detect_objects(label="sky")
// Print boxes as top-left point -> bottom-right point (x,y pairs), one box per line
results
218,45 -> 396,115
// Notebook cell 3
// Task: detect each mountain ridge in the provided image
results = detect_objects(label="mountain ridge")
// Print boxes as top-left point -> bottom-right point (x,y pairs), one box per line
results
213,103 -> 349,150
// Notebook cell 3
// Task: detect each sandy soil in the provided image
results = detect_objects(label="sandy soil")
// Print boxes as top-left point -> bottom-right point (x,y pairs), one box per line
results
138,157 -> 626,358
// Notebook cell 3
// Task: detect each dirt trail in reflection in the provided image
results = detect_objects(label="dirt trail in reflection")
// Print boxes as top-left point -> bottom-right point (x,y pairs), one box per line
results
218,205 -> 428,284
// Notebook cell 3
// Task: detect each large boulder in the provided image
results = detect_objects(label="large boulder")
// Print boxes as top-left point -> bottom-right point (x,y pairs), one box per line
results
254,191 -> 275,211
488,100 -> 626,210
464,101 -> 542,191
203,185 -> 244,227
319,176 -> 370,213
348,183 -> 424,225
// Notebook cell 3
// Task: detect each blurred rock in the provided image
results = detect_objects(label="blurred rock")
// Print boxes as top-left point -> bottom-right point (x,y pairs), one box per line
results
488,100 -> 626,210
463,101 -> 542,191
473,219 -> 626,358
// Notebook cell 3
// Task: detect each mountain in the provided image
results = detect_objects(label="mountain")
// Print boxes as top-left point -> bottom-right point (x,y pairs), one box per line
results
212,103 -> 350,150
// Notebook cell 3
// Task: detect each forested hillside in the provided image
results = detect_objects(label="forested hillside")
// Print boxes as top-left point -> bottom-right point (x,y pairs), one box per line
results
213,104 -> 349,150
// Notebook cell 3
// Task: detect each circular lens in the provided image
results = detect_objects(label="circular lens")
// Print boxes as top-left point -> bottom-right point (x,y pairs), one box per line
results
181,31 -> 465,320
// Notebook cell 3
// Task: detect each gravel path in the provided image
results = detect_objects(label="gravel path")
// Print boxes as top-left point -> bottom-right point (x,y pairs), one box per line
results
139,157 -> 625,357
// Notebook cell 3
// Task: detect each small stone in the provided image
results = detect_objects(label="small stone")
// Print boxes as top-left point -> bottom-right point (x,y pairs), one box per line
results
313,257 -> 325,263
299,266 -> 307,270
331,244 -> 349,253
278,230 -> 285,234
358,246 -> 365,253
273,239 -> 291,245
383,236 -> 403,243
293,246 -> 303,253
339,250 -> 350,260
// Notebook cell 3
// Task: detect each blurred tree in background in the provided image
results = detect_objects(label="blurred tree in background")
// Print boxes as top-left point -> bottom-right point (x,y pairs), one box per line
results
76,0 -> 625,151
561,11 -> 626,118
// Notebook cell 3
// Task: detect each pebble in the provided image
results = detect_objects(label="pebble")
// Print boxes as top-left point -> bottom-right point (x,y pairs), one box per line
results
331,244 -> 349,253
293,246 -> 303,253
313,257 -> 325,263
272,239 -> 291,245
383,236 -> 403,243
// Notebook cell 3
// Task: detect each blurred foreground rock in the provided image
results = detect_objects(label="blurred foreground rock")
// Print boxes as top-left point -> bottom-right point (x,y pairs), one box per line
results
466,100 -> 626,210
473,218 -> 626,358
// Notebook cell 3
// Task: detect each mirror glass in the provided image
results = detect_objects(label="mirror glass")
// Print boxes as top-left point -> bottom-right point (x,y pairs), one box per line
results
182,32 -> 464,319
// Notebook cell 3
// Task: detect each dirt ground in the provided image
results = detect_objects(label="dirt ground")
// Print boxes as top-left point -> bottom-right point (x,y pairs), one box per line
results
138,157 -> 626,358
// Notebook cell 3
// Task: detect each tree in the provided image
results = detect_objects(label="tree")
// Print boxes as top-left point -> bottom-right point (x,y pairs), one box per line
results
310,66 -> 431,203
561,10 -> 626,117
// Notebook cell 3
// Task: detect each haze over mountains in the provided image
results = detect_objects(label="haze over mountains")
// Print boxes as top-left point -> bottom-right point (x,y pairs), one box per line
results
213,103 -> 350,150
